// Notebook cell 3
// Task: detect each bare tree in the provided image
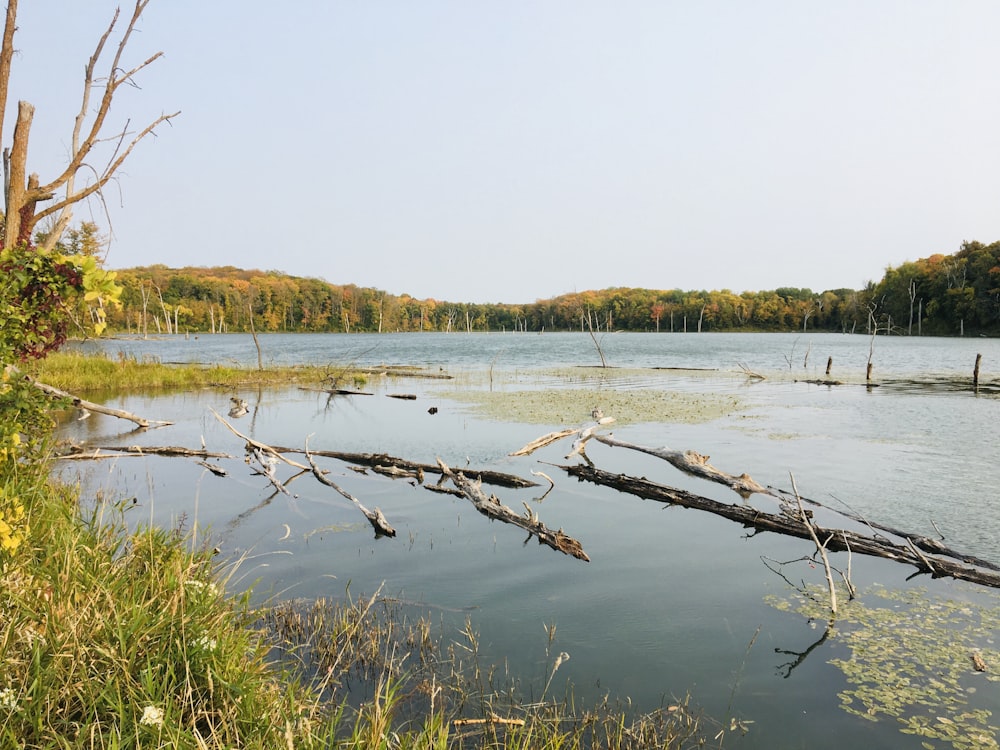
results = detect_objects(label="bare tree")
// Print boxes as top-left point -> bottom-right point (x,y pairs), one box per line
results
0,0 -> 179,251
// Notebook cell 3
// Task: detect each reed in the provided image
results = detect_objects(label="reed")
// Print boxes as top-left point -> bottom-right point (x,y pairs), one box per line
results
31,350 -> 338,392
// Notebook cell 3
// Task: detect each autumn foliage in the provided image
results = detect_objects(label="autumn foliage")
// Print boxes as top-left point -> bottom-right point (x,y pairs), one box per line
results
103,241 -> 1000,337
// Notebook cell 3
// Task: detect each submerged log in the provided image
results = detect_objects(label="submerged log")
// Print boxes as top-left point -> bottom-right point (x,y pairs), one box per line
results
439,458 -> 589,562
299,386 -> 374,396
561,464 -> 1000,589
270,447 -> 538,489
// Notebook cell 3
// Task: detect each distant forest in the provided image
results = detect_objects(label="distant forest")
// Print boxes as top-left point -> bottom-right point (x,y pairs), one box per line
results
101,240 -> 1000,337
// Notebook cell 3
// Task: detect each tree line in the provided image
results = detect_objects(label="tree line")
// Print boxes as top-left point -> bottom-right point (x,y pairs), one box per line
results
101,241 -> 1000,337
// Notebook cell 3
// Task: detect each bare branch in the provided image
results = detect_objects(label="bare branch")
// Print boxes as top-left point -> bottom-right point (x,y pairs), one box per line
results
34,110 -> 180,224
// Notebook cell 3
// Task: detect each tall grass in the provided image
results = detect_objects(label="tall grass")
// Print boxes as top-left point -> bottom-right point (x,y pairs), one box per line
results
0,453 -> 339,748
31,350 -> 340,393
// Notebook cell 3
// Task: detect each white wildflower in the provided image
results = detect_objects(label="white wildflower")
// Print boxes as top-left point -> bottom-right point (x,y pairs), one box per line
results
0,687 -> 18,712
195,635 -> 218,652
139,705 -> 164,727
184,579 -> 219,597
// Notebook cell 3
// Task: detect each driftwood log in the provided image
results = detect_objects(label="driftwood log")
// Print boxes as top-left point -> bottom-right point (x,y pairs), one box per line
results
305,440 -> 395,538
594,434 -> 772,498
56,444 -> 232,460
561,464 -> 1000,589
438,459 -> 589,562
270,447 -> 538,489
590,434 -> 998,571
17,368 -> 172,428
299,386 -> 374,396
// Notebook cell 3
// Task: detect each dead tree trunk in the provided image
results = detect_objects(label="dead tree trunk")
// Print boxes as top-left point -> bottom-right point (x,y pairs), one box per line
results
560,464 -> 1000,589
18,369 -> 171,428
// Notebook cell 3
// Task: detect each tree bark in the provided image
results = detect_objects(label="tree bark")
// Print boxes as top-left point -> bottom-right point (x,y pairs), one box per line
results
305,440 -> 396,538
560,463 -> 1000,589
14,368 -> 171,428
269,447 -> 539,489
594,434 -> 772,497
438,458 -> 589,562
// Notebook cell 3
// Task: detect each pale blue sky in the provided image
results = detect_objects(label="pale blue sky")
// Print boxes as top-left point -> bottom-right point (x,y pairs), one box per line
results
9,2 -> 1000,303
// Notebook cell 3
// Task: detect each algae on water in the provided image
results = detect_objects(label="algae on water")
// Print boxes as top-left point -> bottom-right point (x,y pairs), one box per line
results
439,387 -> 741,425
768,584 -> 1000,749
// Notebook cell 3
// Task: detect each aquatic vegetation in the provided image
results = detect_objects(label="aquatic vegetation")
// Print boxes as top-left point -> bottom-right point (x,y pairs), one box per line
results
441,385 -> 742,425
769,584 -> 1000,749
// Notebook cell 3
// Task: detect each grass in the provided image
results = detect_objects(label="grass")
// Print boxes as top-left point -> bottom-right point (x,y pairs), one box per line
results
30,350 -> 363,393
0,454 -> 337,748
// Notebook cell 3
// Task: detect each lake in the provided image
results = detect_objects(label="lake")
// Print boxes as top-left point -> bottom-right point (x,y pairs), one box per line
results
59,331 -> 1000,749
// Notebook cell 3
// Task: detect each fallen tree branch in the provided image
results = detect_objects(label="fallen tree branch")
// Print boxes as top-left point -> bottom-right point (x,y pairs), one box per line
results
298,386 -> 374,396
595,434 -> 772,498
510,428 -> 578,457
211,410 -> 309,470
305,438 -> 396,538
792,474 -> 837,614
269,447 -> 538,489
56,443 -> 232,460
560,463 -> 1000,588
438,458 -> 589,562
13,367 -> 172,428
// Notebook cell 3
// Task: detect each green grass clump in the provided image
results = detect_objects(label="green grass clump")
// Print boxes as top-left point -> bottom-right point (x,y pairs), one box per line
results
0,456 -> 338,748
31,350 -> 335,393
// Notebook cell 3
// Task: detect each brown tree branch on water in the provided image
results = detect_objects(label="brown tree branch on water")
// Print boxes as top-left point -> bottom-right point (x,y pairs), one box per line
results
210,409 -> 308,470
56,444 -> 229,460
595,434 -> 772,498
269,446 -> 538,489
305,438 -> 396,538
560,463 -> 1000,588
438,458 -> 589,562
8,366 -> 171,428
509,428 -> 578,457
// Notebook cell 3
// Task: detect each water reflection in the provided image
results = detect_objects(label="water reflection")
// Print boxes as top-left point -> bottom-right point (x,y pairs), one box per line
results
55,332 -> 1000,750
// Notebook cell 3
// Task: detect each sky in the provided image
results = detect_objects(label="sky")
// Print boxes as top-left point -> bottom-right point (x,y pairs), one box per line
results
7,1 -> 1000,304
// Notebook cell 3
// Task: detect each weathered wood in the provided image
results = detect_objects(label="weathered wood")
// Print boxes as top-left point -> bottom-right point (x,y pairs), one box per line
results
509,428 -> 577,457
269,447 -> 538,489
372,464 -> 424,482
211,410 -> 309,470
305,441 -> 396,538
356,367 -> 453,380
196,460 -> 227,476
298,386 -> 374,396
56,444 -> 232,460
595,434 -> 772,498
439,458 -> 589,562
18,368 -> 172,428
561,463 -> 1000,588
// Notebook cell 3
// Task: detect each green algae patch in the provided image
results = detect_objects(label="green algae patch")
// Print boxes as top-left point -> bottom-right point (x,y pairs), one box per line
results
768,584 -> 1000,749
439,387 -> 742,425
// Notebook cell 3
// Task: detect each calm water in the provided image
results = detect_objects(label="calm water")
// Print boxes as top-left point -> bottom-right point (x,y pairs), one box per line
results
60,332 -> 1000,749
